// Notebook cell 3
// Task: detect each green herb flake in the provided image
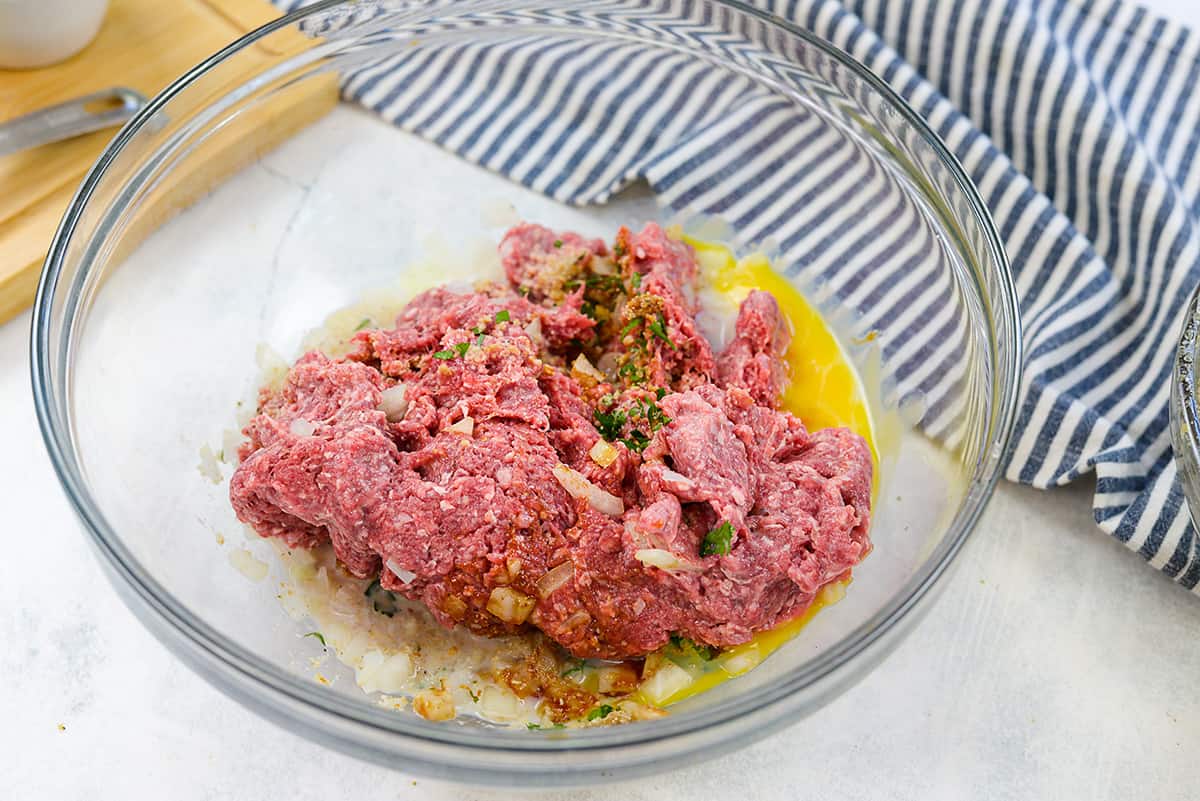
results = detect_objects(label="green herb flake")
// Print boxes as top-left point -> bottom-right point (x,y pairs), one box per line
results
560,658 -> 587,678
476,334 -> 486,346
669,635 -> 715,660
593,408 -> 627,440
647,315 -> 676,349
466,688 -> 480,703
655,387 -> 667,399
494,309 -> 511,323
621,316 -> 643,336
432,349 -> 456,360
586,704 -> 615,721
527,722 -> 542,729
618,360 -> 646,385
700,520 -> 735,557
304,631 -> 327,647
553,239 -> 564,248
621,430 -> 651,452
354,318 -> 372,331
454,341 -> 471,358
553,723 -> 566,729
645,402 -> 671,432
364,579 -> 399,617
630,272 -> 642,290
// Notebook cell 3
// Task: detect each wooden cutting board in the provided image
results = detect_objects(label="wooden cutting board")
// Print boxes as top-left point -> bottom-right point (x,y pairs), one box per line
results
0,0 -> 338,324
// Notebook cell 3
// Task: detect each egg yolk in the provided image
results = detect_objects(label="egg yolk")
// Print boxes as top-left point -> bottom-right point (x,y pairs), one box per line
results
632,239 -> 876,708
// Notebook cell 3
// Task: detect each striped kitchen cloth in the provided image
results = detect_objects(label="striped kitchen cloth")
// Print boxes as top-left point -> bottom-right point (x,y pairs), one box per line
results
276,0 -> 1200,590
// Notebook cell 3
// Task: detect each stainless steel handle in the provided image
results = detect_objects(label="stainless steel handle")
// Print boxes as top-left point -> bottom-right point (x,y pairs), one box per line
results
0,87 -> 147,158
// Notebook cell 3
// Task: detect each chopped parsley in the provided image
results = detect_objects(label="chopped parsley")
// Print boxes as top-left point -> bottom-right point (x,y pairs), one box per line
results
364,579 -> 399,617
580,300 -> 598,320
593,408 -> 627,440
560,658 -> 587,678
454,341 -> 470,358
304,631 -> 327,647
527,722 -> 542,729
494,309 -> 510,323
630,271 -> 642,290
655,387 -> 667,400
621,316 -> 643,336
647,314 -> 676,349
618,359 -> 645,384
586,704 -> 615,721
621,429 -> 651,452
354,318 -> 371,331
432,349 -> 456,360
669,635 -> 715,661
613,242 -> 627,260
553,239 -> 564,248
631,398 -> 670,432
700,520 -> 735,557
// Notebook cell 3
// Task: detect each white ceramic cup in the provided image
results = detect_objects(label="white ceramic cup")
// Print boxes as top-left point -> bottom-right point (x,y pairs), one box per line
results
0,0 -> 110,69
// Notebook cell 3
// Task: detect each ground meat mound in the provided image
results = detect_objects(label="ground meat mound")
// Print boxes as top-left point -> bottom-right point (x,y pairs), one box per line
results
230,222 -> 873,659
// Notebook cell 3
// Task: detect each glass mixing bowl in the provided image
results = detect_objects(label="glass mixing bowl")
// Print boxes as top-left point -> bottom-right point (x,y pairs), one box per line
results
32,0 -> 1021,785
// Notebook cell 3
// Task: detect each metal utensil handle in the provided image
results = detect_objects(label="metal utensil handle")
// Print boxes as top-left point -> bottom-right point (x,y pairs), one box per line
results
0,87 -> 147,158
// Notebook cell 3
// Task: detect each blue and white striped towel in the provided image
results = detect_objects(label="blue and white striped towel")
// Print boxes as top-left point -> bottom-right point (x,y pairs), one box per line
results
279,0 -> 1200,590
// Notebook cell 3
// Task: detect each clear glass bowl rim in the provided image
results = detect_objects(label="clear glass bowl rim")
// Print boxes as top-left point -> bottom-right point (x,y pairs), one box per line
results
30,0 -> 1023,759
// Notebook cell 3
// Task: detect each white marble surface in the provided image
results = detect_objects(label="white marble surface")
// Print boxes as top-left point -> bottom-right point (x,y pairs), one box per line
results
6,2 -> 1200,798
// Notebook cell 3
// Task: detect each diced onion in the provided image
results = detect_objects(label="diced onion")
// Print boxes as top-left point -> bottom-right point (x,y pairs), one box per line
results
639,661 -> 694,706
524,316 -> 543,340
289,418 -> 316,437
720,646 -> 763,677
659,468 -> 694,488
596,662 -> 639,694
355,650 -> 414,694
413,688 -> 456,721
571,353 -> 606,382
589,439 -> 619,468
535,561 -> 574,598
561,609 -> 591,631
552,464 -> 624,516
590,438 -> 619,470
478,685 -> 522,722
448,416 -> 474,436
385,559 -> 416,585
380,384 -> 409,421
486,586 -> 536,624
634,548 -> 703,573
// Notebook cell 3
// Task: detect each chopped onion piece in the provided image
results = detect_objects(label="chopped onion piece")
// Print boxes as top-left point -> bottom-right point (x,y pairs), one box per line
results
413,688 -> 455,721
639,661 -> 694,706
659,468 -> 694,488
535,561 -> 574,598
634,548 -> 703,573
385,559 -> 416,585
486,586 -> 536,624
561,609 -> 591,631
571,353 -> 606,382
588,439 -> 619,468
289,418 -> 316,437
596,662 -> 639,694
379,384 -> 408,421
552,464 -> 624,516
448,416 -> 475,436
720,646 -> 762,677
524,316 -> 543,340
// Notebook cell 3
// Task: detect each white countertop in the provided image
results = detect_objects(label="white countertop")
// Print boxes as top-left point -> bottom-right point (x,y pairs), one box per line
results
6,2 -> 1200,798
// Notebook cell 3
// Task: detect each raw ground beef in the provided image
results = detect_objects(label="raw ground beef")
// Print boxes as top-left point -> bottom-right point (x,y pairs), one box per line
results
230,222 -> 873,659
